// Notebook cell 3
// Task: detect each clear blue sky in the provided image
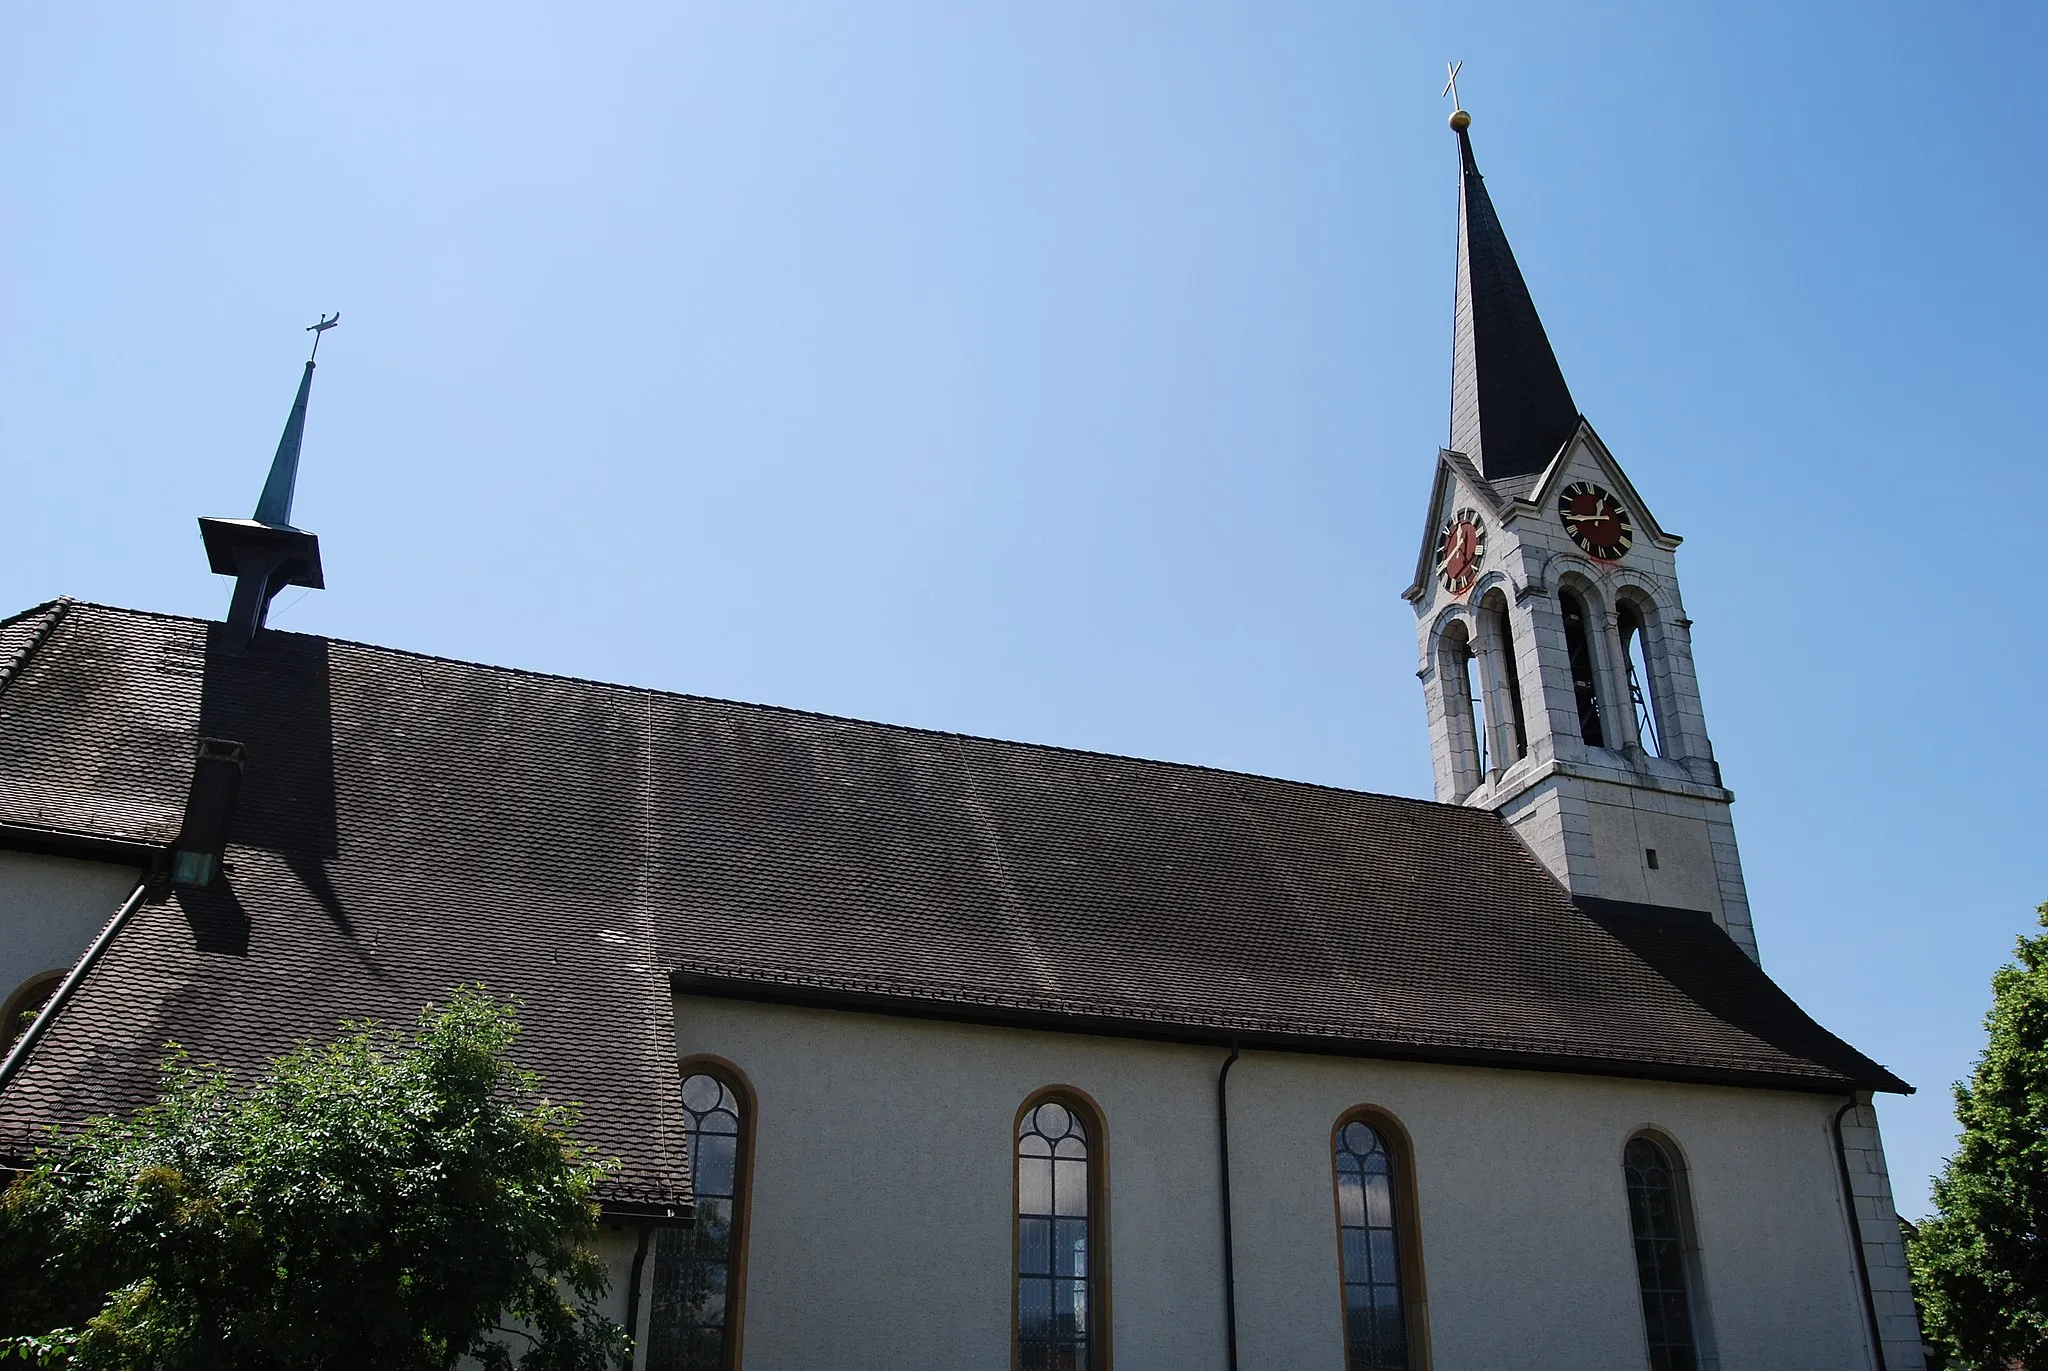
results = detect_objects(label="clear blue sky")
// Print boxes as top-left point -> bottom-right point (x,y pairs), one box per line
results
5,2 -> 2043,1216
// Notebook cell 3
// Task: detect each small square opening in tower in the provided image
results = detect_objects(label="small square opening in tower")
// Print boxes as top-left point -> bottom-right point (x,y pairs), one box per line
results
1645,848 -> 1659,870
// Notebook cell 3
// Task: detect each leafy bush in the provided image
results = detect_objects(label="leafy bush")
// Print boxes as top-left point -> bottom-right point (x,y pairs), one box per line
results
0,987 -> 628,1369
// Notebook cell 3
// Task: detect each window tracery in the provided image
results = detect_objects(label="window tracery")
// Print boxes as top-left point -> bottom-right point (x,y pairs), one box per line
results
1623,1135 -> 1713,1371
1017,1091 -> 1105,1371
1333,1112 -> 1425,1371
648,1064 -> 753,1371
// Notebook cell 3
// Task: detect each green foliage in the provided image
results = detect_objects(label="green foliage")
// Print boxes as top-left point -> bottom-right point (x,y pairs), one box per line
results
0,987 -> 629,1370
1908,902 -> 2048,1368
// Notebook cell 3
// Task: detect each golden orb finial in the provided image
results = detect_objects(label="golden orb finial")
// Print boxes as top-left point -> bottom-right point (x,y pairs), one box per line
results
1449,108 -> 1471,131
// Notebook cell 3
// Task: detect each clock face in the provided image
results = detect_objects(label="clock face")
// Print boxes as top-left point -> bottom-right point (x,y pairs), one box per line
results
1558,481 -> 1633,561
1436,509 -> 1485,595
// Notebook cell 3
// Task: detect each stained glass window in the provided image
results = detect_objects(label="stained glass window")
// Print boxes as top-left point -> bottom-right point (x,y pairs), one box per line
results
1334,1118 -> 1409,1371
1017,1097 -> 1095,1371
648,1071 -> 749,1371
1624,1137 -> 1702,1371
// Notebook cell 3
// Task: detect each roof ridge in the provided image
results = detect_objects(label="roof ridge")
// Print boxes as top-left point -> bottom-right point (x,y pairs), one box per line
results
0,597 -> 74,704
45,599 -> 1493,821
0,596 -> 72,635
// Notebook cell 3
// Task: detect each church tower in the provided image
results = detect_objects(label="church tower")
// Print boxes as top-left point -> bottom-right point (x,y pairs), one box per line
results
1403,105 -> 1759,960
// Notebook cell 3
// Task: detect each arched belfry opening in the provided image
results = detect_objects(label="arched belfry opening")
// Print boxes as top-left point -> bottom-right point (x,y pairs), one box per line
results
1557,588 -> 1606,749
1616,598 -> 1663,756
1476,591 -> 1527,768
1437,619 -> 1486,797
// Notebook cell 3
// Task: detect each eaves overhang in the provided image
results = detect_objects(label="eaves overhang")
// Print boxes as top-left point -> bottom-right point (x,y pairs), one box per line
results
668,967 -> 1910,1098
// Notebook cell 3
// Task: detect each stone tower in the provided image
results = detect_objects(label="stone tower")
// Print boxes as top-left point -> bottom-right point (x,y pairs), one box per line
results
1402,111 -> 1758,959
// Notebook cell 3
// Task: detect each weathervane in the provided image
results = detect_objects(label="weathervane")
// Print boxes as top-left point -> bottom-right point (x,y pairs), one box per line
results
306,312 -> 340,362
1443,59 -> 1470,130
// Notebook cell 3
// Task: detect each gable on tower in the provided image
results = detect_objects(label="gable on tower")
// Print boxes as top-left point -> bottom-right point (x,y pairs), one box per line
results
1405,420 -> 1683,606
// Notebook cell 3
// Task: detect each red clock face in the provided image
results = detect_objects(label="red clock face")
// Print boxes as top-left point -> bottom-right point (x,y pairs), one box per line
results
1559,481 -> 1633,561
1436,510 -> 1484,594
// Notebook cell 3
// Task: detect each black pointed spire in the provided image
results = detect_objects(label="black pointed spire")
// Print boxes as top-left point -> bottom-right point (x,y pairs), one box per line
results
199,316 -> 336,651
253,359 -> 314,527
1448,113 -> 1580,483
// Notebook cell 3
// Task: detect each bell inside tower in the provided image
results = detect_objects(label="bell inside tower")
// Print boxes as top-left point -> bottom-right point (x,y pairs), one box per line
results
1558,590 -> 1606,748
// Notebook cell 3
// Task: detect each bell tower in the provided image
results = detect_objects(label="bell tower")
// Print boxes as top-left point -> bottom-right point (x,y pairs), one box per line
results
1402,105 -> 1759,960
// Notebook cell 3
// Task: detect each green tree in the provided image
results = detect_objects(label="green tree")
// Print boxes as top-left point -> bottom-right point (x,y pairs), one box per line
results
1908,902 -> 2048,1368
0,987 -> 630,1370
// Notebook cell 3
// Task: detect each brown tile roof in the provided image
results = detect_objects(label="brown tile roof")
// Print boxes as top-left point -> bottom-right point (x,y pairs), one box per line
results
0,602 -> 1906,1201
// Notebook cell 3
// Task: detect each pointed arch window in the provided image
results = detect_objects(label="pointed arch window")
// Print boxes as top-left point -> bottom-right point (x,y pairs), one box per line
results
648,1062 -> 755,1371
1616,601 -> 1662,756
1623,1135 -> 1715,1371
1016,1090 -> 1108,1371
1332,1109 -> 1429,1370
1558,589 -> 1607,748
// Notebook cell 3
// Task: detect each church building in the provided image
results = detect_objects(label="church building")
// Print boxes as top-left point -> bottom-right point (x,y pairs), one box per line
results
0,102 -> 1924,1370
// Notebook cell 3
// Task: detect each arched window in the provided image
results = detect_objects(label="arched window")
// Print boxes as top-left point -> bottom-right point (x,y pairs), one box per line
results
1616,600 -> 1662,756
2,971 -> 64,1053
1016,1090 -> 1107,1371
648,1061 -> 755,1371
1623,1135 -> 1714,1371
1332,1110 -> 1428,1371
1558,589 -> 1607,748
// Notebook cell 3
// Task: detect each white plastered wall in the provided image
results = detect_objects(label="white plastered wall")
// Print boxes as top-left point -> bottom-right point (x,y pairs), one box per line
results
665,995 -> 1908,1371
460,1225 -> 647,1370
0,851 -> 142,1012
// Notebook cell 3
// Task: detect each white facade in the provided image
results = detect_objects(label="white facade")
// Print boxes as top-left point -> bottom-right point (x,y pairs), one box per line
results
625,993 -> 1913,1371
0,851 -> 140,1033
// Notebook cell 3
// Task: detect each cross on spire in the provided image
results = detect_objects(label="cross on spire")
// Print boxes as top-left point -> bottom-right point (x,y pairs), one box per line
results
306,311 -> 340,362
198,320 -> 336,650
1442,59 -> 1463,111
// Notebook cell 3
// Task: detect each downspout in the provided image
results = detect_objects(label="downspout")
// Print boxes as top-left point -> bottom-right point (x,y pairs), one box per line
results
1832,1097 -> 1887,1371
0,879 -> 151,1096
1216,1044 -> 1241,1371
624,1223 -> 654,1368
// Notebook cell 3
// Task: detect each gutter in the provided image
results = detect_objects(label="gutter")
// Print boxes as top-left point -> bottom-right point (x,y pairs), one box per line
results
669,969 -> 1911,1097
0,878 -> 152,1097
0,821 -> 162,868
1832,1097 -> 1887,1371
1216,1045 -> 1241,1371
